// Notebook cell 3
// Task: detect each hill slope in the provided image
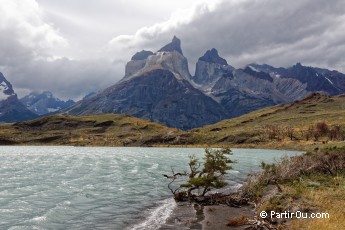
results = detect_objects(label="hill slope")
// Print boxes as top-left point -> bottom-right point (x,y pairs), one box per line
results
0,114 -> 183,146
1,93 -> 345,148
188,93 -> 345,148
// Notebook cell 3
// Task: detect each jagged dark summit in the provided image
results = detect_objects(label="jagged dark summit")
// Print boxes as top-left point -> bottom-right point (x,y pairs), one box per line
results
199,48 -> 228,65
158,36 -> 183,55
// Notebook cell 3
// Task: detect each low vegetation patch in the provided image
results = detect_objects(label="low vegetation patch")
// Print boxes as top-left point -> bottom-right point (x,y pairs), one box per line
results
241,146 -> 345,229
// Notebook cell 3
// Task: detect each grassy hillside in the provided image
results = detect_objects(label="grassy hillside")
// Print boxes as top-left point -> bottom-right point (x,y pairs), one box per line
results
1,93 -> 344,148
188,93 -> 345,149
0,114 -> 183,146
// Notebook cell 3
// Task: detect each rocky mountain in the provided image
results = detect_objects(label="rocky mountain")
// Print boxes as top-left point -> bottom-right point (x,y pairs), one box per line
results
64,37 -> 226,130
63,37 -> 345,130
191,50 -> 345,119
20,91 -> 75,115
249,63 -> 345,95
189,52 -> 311,118
192,48 -> 234,88
0,72 -> 37,122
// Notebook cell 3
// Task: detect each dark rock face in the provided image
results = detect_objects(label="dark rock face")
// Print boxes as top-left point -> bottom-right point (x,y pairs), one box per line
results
250,63 -> 345,96
243,66 -> 273,82
0,72 -> 38,122
0,72 -> 15,96
283,63 -> 342,95
0,96 -> 38,122
65,69 -> 227,130
210,72 -> 277,117
158,36 -> 183,55
199,48 -> 227,65
20,91 -> 75,115
207,65 -> 311,117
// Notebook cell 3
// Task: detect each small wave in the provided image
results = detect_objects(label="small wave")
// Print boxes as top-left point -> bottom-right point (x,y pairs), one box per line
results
148,163 -> 159,170
129,198 -> 176,230
32,215 -> 47,223
130,167 -> 138,174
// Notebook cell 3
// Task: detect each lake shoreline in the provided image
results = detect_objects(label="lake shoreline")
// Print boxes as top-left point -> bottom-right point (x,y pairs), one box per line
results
0,146 -> 311,229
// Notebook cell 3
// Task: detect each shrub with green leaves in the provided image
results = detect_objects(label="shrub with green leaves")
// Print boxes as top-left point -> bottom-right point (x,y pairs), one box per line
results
166,148 -> 235,201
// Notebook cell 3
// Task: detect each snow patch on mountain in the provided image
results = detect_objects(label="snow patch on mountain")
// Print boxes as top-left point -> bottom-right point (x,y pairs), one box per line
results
324,76 -> 334,85
0,80 -> 15,101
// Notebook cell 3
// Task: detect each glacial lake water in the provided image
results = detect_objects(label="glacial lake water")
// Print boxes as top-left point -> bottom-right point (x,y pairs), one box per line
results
0,146 -> 302,229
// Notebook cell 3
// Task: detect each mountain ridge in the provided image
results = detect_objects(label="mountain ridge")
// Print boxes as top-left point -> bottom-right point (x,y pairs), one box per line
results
20,91 -> 75,116
62,36 -> 345,129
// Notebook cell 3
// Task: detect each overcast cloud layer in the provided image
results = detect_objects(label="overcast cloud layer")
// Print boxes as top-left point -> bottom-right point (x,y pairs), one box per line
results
1,0 -> 345,100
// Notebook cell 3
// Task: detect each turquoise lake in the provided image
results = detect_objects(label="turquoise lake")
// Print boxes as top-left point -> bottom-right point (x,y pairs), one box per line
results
0,146 -> 302,229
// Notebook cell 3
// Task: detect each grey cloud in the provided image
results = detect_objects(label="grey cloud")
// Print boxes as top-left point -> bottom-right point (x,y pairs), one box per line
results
4,58 -> 123,101
110,0 -> 345,72
0,0 -> 123,100
2,0 -> 345,102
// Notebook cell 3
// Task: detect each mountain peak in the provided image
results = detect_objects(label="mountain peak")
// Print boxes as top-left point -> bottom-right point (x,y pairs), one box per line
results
294,62 -> 303,68
158,36 -> 183,55
131,50 -> 153,61
0,72 -> 15,99
199,48 -> 228,65
42,91 -> 53,97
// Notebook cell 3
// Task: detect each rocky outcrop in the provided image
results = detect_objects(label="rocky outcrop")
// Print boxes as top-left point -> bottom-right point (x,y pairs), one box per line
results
20,91 -> 75,115
0,72 -> 38,122
193,48 -> 234,88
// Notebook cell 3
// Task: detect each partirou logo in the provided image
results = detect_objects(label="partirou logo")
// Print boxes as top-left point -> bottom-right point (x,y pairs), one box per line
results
260,211 -> 330,219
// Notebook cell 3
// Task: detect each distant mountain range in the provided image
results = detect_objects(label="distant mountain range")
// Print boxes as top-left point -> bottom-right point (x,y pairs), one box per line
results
63,36 -> 345,129
20,91 -> 75,116
0,72 -> 75,122
2,37 -> 345,127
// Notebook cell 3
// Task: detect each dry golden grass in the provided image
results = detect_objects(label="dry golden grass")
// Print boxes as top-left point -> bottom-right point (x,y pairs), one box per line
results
190,93 -> 345,149
240,146 -> 345,230
289,176 -> 345,230
0,113 -> 182,146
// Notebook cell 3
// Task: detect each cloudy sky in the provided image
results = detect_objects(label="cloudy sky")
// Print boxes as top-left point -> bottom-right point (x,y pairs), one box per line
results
1,0 -> 345,100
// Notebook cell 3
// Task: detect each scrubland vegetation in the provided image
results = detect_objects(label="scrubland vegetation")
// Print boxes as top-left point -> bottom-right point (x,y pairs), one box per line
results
241,146 -> 345,229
